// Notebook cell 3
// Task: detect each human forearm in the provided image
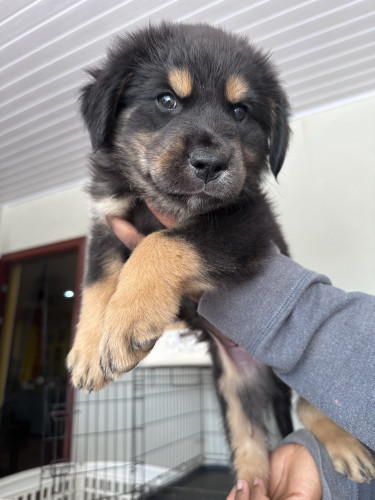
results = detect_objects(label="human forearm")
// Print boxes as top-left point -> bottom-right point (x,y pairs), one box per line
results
198,245 -> 375,450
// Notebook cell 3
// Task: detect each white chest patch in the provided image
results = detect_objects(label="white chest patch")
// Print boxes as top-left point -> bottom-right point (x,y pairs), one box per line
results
91,196 -> 134,223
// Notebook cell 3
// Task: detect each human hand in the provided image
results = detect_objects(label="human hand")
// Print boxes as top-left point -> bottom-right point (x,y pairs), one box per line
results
107,200 -> 177,250
227,443 -> 322,500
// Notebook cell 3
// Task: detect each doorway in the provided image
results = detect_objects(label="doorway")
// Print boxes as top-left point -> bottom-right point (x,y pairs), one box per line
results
0,238 -> 85,477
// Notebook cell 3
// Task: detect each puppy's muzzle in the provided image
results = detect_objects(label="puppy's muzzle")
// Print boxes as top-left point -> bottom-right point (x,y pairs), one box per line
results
190,150 -> 228,184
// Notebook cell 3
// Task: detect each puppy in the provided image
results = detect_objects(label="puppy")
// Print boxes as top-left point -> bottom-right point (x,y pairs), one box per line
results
67,22 -> 375,485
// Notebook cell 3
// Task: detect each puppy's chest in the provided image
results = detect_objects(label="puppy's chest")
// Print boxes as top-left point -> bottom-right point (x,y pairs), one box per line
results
91,196 -> 134,223
91,196 -> 164,236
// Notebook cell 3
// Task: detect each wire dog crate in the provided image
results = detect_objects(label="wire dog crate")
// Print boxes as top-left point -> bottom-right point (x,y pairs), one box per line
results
0,366 -> 232,500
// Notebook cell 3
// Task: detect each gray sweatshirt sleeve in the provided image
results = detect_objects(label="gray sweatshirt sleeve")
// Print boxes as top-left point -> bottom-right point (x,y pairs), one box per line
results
197,245 -> 375,452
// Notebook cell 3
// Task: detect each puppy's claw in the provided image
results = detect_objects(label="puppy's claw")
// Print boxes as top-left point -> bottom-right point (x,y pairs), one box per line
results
99,356 -> 114,379
99,356 -> 105,373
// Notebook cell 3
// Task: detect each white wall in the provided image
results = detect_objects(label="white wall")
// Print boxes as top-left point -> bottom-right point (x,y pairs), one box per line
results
275,96 -> 375,294
0,184 -> 90,255
1,96 -> 374,294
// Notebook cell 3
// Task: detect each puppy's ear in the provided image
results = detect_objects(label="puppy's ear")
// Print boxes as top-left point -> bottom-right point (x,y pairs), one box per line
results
269,91 -> 290,178
79,66 -> 130,151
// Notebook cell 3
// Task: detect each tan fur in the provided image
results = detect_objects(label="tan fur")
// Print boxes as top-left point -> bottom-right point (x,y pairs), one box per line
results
115,106 -> 138,130
168,67 -> 193,98
298,398 -> 375,482
154,137 -> 185,172
225,75 -> 248,103
114,133 -> 148,175
99,231 -> 211,374
67,260 -> 122,392
243,147 -> 259,164
218,347 -> 269,485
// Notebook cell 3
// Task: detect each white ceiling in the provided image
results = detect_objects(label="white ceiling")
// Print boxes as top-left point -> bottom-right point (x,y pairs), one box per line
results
1,0 -> 374,207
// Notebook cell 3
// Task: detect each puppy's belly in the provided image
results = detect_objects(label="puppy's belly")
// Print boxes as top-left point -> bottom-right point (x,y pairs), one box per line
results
209,326 -> 265,378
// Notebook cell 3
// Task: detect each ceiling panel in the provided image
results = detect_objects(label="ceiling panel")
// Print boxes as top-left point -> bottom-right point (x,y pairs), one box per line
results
0,0 -> 374,206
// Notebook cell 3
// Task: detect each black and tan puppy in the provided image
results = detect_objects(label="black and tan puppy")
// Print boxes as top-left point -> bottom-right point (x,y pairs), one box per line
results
67,23 -> 375,485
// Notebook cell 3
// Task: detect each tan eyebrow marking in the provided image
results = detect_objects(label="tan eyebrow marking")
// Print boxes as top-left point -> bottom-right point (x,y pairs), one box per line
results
168,67 -> 193,98
225,75 -> 248,103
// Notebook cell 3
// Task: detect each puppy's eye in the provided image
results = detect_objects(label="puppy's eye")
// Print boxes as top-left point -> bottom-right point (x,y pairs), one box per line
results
233,105 -> 247,121
157,93 -> 177,110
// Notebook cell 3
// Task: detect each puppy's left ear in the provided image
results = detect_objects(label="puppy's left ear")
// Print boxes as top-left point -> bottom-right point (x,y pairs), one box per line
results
269,91 -> 290,178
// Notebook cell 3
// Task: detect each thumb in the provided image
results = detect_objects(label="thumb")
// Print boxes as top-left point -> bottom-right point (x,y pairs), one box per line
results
107,216 -> 145,250
145,200 -> 178,228
250,478 -> 269,499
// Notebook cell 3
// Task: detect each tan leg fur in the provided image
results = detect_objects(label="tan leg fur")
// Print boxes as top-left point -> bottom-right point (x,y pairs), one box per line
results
67,260 -> 122,392
218,346 -> 269,486
99,231 -> 210,377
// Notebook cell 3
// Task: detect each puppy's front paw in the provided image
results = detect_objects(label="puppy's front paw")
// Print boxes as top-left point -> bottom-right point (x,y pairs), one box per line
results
99,281 -> 180,378
67,330 -> 111,392
66,272 -> 121,392
327,435 -> 375,483
98,231 -> 205,378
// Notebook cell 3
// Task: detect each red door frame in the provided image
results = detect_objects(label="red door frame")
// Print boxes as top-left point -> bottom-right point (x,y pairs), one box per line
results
0,237 -> 86,461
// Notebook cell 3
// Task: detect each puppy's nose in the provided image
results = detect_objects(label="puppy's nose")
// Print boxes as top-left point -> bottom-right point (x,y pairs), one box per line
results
190,150 -> 228,183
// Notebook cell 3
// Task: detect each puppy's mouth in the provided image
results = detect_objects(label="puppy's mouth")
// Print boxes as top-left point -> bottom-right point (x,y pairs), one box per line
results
164,181 -> 224,198
152,177 -> 222,203
167,189 -> 223,205
137,169 -> 230,219
151,172 -> 233,206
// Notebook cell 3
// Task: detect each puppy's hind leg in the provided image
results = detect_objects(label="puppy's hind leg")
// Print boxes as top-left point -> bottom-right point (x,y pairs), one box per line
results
213,342 -> 271,486
298,398 -> 375,483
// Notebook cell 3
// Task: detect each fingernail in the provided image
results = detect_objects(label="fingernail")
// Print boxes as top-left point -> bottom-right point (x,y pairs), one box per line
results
253,478 -> 259,487
106,216 -> 114,228
236,479 -> 244,491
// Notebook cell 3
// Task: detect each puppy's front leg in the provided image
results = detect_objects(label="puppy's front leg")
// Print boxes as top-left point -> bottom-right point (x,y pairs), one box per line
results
67,222 -> 128,392
67,263 -> 121,391
99,204 -> 272,377
99,231 -> 209,378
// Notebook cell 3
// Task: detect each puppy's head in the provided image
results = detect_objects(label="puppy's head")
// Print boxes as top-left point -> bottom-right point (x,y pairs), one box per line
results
80,23 -> 290,217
